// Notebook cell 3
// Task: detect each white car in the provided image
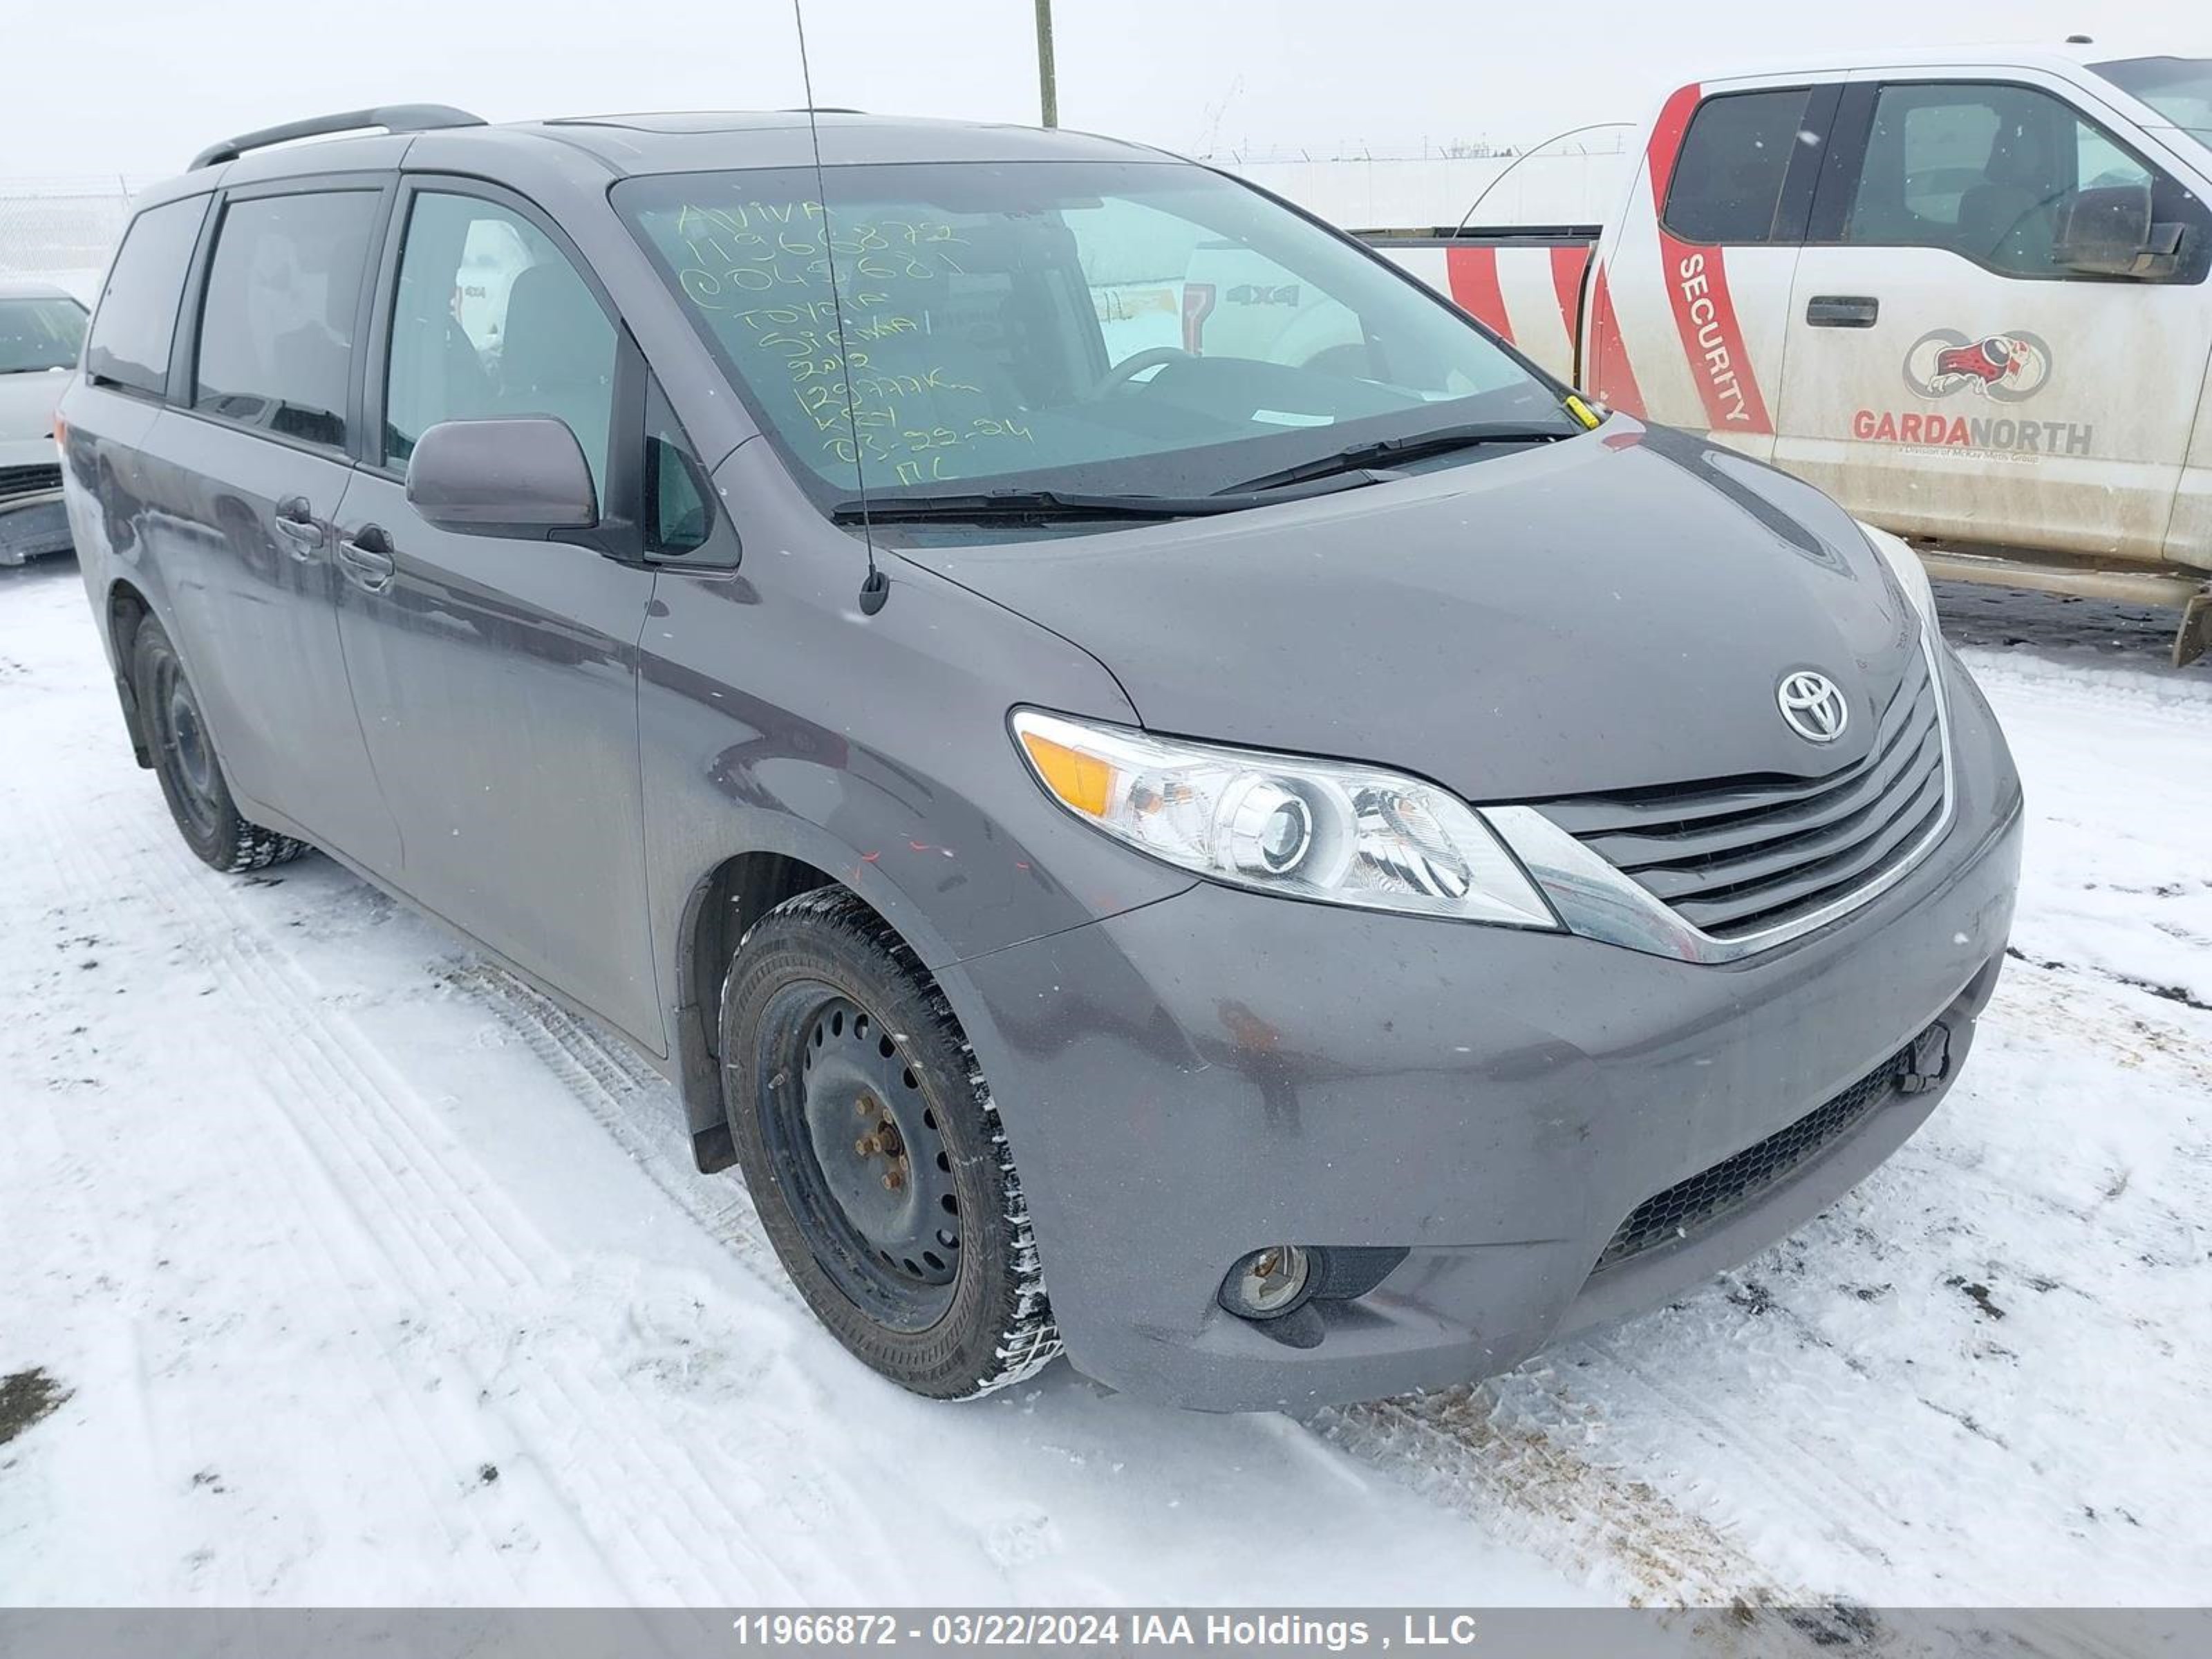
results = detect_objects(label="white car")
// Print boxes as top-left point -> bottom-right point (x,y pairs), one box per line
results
1,278 -> 88,565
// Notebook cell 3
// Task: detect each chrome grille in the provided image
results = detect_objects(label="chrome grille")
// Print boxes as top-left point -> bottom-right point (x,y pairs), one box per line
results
1536,645 -> 1946,942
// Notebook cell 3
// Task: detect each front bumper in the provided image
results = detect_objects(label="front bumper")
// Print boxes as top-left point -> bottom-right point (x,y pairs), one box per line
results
941,655 -> 2024,1411
0,487 -> 73,565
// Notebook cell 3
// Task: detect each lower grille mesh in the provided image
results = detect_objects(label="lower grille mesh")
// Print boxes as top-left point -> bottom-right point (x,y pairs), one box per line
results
1594,1041 -> 1916,1272
0,463 -> 64,502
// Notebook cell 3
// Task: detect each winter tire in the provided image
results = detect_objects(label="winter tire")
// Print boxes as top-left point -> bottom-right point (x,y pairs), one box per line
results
720,888 -> 1061,1398
131,618 -> 308,874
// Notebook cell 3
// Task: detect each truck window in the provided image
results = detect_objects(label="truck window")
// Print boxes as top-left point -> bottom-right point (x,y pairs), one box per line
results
192,189 -> 379,449
84,196 -> 209,396
1662,88 -> 1816,244
2092,56 -> 2212,149
1067,194 -> 1374,380
1840,81 -> 2204,279
2077,126 -> 2147,191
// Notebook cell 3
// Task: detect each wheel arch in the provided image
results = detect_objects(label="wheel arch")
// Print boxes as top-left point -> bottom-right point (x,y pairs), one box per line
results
669,832 -> 964,1174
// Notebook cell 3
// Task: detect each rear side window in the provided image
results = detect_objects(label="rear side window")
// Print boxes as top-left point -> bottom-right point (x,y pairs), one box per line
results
1664,88 -> 1816,243
193,190 -> 380,449
85,196 -> 208,395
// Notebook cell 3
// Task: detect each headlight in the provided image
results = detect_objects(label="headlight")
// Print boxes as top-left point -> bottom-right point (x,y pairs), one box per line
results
1859,521 -> 1938,628
1011,709 -> 1557,928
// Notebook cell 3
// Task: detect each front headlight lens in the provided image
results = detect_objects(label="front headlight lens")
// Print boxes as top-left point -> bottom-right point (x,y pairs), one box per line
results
1860,520 -> 1938,628
1012,709 -> 1557,928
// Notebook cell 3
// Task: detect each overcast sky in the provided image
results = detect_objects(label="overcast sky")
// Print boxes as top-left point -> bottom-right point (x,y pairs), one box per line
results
10,0 -> 2210,179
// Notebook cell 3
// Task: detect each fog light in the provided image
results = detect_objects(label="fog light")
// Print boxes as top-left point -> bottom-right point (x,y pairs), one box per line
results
1220,1244 -> 1314,1320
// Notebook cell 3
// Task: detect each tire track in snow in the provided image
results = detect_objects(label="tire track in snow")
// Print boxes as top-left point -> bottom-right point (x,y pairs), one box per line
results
1985,957 -> 2211,1093
19,784 -> 849,1604
158,866 -> 836,1605
438,964 -> 799,1306
2,820 -> 559,1600
1313,1387 -> 1807,1613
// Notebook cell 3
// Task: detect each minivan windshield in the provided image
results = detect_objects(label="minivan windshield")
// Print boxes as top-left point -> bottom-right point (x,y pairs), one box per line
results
2095,56 -> 2212,149
0,296 -> 88,375
615,160 -> 1578,516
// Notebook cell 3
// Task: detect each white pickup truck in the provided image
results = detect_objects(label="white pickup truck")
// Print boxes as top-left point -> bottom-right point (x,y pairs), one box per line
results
1351,44 -> 2212,664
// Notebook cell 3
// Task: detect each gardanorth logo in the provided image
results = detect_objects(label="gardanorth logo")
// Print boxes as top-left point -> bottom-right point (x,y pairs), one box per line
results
1777,671 -> 1849,744
1902,329 -> 2054,403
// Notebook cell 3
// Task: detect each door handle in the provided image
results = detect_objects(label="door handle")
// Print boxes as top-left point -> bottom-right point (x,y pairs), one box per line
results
273,495 -> 324,559
337,525 -> 397,593
1806,294 -> 1880,328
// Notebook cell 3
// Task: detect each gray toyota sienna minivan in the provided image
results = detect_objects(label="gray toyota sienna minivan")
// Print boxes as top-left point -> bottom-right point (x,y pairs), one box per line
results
58,104 -> 2023,1411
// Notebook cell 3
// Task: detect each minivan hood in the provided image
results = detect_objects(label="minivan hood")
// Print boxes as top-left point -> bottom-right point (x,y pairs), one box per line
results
898,424 -> 1922,801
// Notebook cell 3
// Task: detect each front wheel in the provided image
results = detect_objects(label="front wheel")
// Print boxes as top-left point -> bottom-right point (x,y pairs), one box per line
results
719,889 -> 1061,1398
131,618 -> 307,874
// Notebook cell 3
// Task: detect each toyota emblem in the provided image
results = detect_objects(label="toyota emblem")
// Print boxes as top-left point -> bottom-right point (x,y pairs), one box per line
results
1777,671 -> 1849,744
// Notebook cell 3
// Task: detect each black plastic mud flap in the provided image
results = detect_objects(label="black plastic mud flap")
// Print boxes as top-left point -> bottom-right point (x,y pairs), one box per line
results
114,673 -> 153,769
691,1122 -> 738,1174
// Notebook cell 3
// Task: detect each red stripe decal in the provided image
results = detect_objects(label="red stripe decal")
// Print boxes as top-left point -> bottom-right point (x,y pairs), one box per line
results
1443,245 -> 1514,342
1584,264 -> 1645,418
1548,244 -> 1590,346
1653,231 -> 1775,435
1642,82 -> 1775,436
1644,82 -> 1702,214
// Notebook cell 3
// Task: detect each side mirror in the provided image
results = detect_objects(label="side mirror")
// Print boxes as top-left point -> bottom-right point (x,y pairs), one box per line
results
2054,183 -> 2187,279
404,417 -> 598,535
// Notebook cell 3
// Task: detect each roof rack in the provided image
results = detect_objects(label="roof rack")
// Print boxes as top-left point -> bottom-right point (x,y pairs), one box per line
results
189,104 -> 486,171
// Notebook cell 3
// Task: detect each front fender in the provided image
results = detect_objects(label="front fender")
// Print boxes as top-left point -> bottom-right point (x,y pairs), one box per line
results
635,487 -> 1193,1154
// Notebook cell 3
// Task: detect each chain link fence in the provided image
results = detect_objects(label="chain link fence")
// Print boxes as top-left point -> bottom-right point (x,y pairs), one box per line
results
0,178 -> 148,303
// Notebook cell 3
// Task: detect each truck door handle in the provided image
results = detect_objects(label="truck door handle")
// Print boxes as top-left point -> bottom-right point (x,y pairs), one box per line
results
337,526 -> 397,592
1806,294 -> 1880,328
273,496 -> 324,559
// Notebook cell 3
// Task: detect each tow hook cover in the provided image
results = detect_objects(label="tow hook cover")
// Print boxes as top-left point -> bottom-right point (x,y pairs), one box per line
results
1899,1022 -> 1952,1095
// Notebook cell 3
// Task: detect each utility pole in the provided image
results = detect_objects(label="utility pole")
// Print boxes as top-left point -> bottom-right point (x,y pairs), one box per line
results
1034,0 -> 1058,127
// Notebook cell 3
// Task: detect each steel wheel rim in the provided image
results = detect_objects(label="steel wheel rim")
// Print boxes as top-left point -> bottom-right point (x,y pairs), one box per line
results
757,983 -> 962,1331
153,659 -> 221,838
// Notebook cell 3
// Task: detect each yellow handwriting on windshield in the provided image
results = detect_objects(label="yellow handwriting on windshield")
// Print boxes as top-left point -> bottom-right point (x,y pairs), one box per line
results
671,200 -> 1033,487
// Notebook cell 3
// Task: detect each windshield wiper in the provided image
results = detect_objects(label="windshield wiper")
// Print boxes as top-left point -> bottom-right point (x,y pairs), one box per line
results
831,474 -> 1381,525
1216,421 -> 1575,496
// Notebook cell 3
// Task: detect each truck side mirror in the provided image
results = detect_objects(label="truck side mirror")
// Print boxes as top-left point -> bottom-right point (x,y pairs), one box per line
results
2054,183 -> 2187,279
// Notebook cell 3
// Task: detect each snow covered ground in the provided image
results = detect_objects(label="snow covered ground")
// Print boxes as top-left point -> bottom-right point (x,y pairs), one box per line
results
2,556 -> 2208,1616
